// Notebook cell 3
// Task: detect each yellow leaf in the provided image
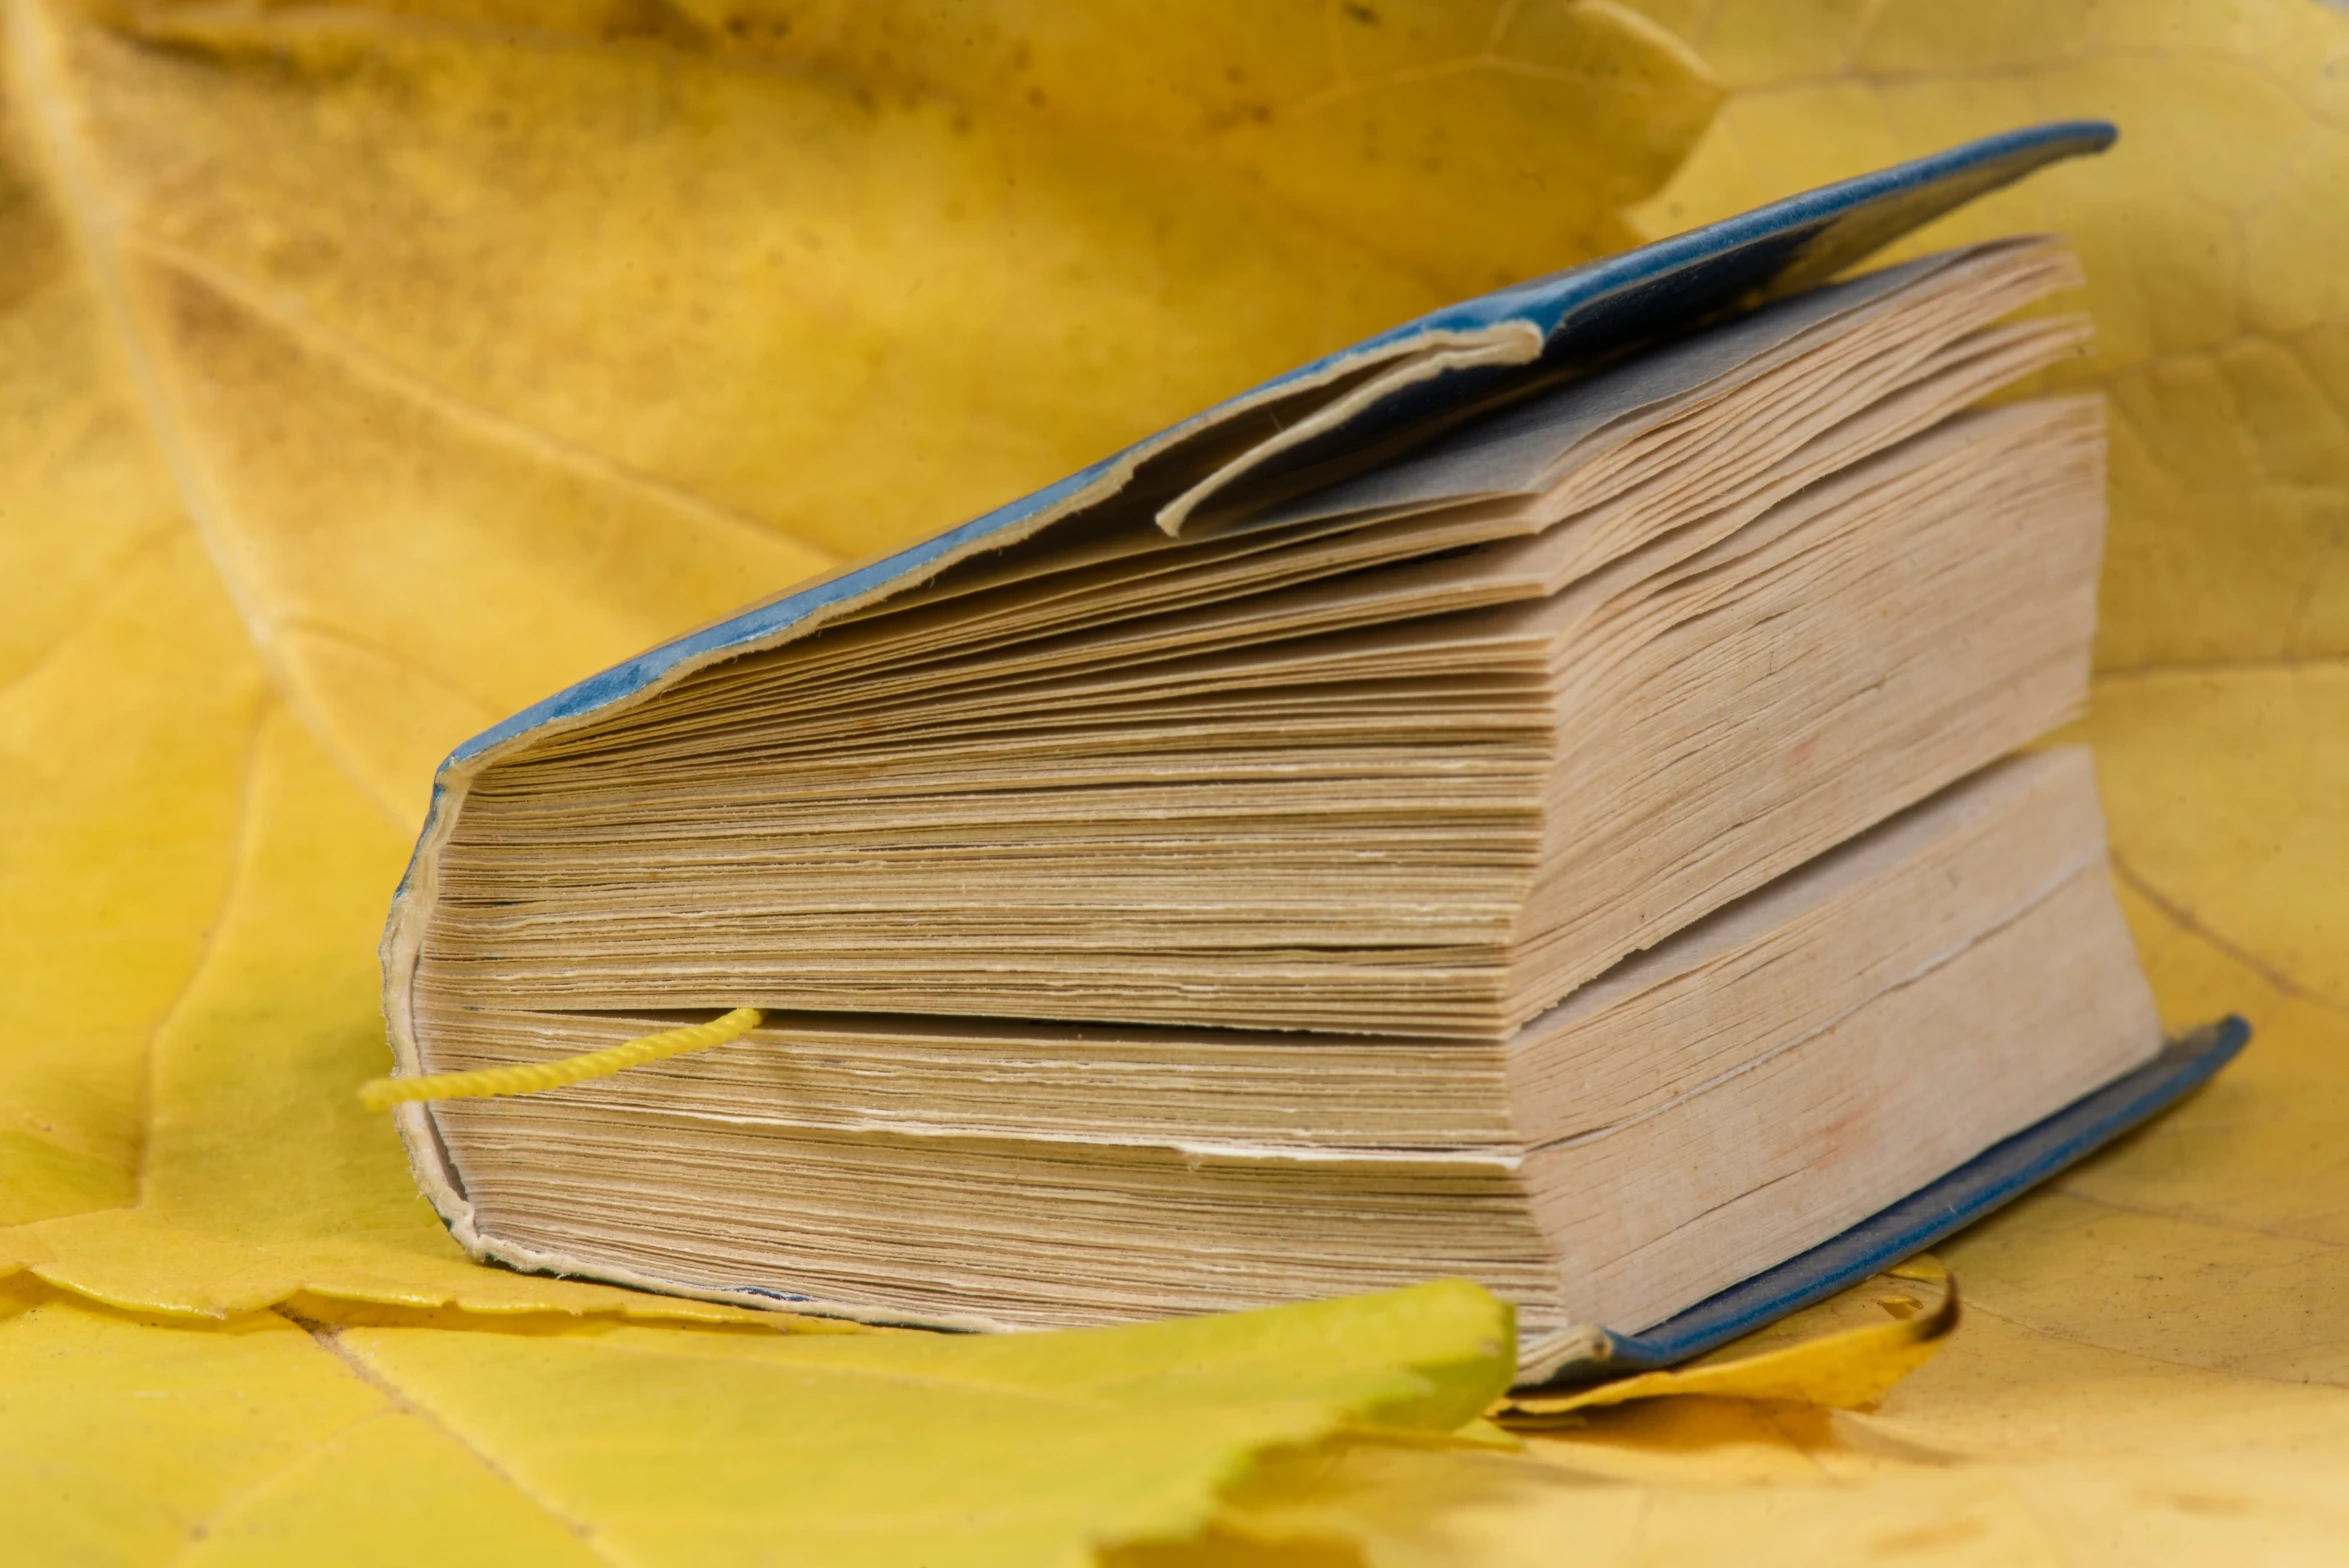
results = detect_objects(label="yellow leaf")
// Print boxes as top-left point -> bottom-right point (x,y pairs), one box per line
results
1182,1423 -> 2349,1568
0,1275 -> 1509,1566
1495,1266 -> 1959,1423
2090,665 -> 2349,1014
0,1279 -> 600,1564
324,1279 -> 1510,1566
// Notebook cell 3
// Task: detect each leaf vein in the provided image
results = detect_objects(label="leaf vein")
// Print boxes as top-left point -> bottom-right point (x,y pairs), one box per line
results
127,232 -> 819,558
278,1307 -> 627,1563
2049,1187 -> 2349,1252
132,705 -> 272,1207
1958,1299 -> 2349,1391
2109,855 -> 2349,1017
4,0 -> 413,832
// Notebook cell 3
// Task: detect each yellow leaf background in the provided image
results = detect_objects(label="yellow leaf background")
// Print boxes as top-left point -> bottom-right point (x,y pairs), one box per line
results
2,0 -> 2344,1561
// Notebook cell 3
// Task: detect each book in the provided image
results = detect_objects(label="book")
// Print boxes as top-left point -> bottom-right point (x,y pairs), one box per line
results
376,121 -> 2240,1381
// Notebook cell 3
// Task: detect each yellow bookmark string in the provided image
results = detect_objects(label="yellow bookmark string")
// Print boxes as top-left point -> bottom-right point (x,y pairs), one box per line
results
359,1007 -> 765,1111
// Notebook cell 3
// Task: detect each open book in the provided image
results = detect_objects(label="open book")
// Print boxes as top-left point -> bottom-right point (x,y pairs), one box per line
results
378,122 -> 2244,1383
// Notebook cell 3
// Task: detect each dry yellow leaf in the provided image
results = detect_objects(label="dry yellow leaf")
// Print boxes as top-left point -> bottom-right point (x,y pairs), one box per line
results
0,1279 -> 603,1563
1496,1266 -> 1959,1423
1,1274 -> 1512,1566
